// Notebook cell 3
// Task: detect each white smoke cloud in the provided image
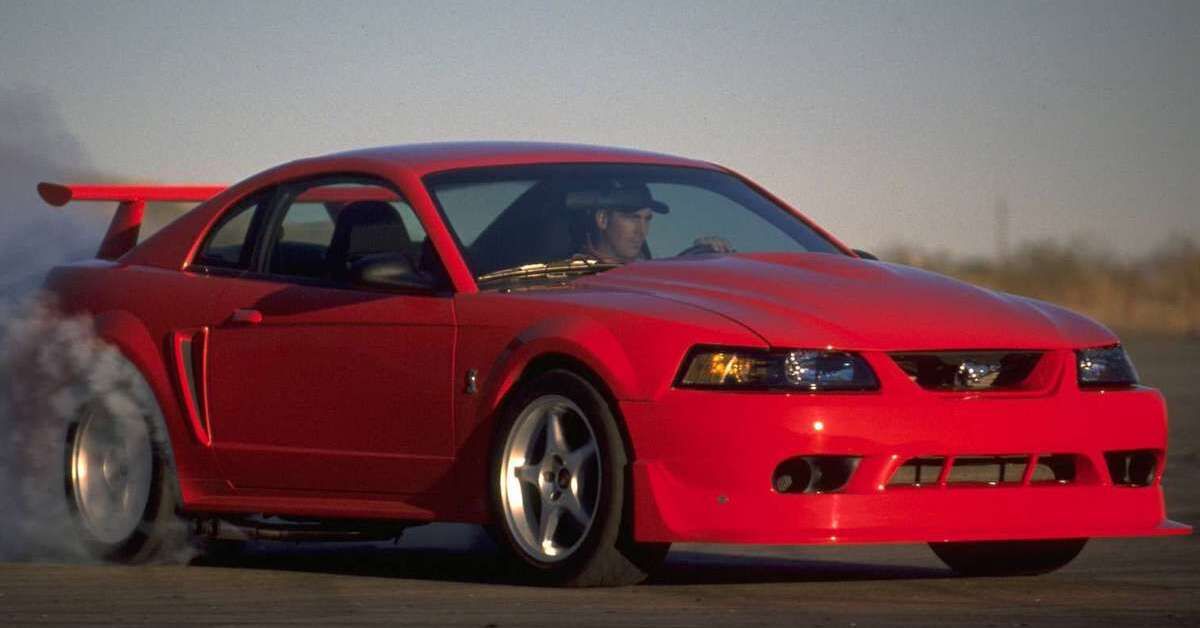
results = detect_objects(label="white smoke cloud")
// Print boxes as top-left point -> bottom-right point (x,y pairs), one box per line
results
0,87 -> 193,564
0,89 -> 107,297
0,296 -> 193,563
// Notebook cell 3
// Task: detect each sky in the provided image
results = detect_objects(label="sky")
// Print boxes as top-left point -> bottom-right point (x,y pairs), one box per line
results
1,0 -> 1197,259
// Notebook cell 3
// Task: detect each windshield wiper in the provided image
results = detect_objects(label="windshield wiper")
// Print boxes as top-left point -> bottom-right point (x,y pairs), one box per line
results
476,258 -> 621,286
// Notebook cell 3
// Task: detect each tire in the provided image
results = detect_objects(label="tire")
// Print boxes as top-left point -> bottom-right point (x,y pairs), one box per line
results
490,369 -> 669,586
63,380 -> 188,563
929,538 -> 1087,576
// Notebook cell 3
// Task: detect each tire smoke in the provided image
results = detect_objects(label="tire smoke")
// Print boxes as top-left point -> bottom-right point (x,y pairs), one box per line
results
0,87 -> 192,563
0,86 -> 107,297
0,297 -> 191,563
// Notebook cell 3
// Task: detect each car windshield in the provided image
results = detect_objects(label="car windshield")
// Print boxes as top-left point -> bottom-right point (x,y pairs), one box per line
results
423,163 -> 843,284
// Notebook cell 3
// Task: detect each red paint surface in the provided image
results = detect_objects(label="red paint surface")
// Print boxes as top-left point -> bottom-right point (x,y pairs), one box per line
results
39,142 -> 1190,543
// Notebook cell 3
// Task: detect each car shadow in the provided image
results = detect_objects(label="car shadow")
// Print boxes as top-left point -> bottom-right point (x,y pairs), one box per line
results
648,550 -> 950,585
191,542 -> 509,584
190,542 -> 952,586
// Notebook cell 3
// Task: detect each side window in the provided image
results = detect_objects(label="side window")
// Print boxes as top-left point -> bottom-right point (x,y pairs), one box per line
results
268,200 -> 337,279
430,180 -> 535,246
265,177 -> 438,288
194,192 -> 269,270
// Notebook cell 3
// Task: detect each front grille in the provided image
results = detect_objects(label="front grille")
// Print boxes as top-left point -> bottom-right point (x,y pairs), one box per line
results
946,456 -> 1027,486
887,457 -> 946,487
890,351 -> 1043,391
888,453 -> 1079,488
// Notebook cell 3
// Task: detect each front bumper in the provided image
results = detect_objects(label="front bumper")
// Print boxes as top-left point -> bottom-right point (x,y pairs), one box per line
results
624,371 -> 1191,545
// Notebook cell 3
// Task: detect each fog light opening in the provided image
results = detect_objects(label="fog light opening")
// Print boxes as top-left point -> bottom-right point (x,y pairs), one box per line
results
1104,450 -> 1158,487
772,458 -> 813,494
773,456 -> 860,494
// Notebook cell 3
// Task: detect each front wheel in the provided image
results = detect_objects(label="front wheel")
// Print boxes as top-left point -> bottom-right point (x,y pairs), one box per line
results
929,539 -> 1088,576
491,369 -> 668,586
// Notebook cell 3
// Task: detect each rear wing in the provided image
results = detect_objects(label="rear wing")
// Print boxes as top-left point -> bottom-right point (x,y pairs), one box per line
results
38,182 -> 225,260
36,182 -> 406,261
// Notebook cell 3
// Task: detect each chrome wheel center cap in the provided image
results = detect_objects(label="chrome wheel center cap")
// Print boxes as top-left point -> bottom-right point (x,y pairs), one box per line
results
103,456 -> 128,488
556,467 -> 571,489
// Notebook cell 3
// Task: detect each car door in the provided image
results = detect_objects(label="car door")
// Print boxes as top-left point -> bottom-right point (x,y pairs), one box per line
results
202,175 -> 456,496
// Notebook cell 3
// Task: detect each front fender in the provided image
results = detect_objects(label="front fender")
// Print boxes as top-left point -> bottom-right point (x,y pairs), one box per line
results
478,315 -> 640,420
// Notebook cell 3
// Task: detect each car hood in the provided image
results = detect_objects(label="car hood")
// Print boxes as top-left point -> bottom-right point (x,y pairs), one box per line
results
575,252 -> 1116,350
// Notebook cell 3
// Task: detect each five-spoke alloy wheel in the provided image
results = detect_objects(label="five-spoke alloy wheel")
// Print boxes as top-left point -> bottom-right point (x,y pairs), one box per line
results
491,369 -> 669,586
500,394 -> 601,562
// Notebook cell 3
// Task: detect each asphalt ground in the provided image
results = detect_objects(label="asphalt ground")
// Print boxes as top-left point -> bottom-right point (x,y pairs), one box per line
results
2,335 -> 1197,627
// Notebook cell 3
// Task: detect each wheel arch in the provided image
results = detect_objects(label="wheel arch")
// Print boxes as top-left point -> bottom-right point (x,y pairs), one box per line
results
476,315 -> 645,464
87,309 -> 207,497
508,352 -> 638,462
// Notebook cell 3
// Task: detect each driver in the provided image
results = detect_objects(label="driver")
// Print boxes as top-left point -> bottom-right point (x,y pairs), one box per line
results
572,184 -> 666,264
569,183 -> 733,264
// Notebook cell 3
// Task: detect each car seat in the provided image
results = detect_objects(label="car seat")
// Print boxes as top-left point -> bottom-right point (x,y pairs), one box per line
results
326,200 -> 412,281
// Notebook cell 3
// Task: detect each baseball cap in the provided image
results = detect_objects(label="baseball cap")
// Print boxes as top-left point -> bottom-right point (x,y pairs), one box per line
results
565,182 -> 669,214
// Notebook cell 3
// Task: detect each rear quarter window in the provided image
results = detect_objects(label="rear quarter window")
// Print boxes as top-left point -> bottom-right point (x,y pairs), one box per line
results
193,193 -> 268,270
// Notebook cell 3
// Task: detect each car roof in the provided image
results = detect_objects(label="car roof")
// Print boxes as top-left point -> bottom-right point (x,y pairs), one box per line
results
121,142 -> 736,272
299,142 -> 723,177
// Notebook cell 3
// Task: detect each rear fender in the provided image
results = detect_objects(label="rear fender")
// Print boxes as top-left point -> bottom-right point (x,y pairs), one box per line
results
90,310 -> 219,503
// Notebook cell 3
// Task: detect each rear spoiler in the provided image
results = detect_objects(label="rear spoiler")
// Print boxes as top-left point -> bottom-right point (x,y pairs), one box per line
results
37,182 -> 405,260
38,182 -> 225,260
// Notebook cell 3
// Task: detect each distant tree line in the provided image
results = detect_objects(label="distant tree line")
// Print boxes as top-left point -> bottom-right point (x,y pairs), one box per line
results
882,237 -> 1199,335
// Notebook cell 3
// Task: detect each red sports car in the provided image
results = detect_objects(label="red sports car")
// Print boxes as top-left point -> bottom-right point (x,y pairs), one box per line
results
37,142 -> 1189,586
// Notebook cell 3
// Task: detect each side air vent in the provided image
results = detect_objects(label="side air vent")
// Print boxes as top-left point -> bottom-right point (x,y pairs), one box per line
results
171,327 -> 212,446
890,351 -> 1043,391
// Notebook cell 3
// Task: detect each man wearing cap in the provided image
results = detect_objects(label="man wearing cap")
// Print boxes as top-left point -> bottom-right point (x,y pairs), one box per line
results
572,183 -> 732,264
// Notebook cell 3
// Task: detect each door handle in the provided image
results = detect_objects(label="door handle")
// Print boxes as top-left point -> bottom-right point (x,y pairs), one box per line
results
230,308 -> 263,325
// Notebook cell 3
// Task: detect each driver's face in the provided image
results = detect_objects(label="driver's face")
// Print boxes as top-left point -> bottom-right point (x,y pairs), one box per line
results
595,207 -> 654,262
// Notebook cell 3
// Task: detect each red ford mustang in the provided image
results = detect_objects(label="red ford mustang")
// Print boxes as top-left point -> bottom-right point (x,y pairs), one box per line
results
38,142 -> 1189,586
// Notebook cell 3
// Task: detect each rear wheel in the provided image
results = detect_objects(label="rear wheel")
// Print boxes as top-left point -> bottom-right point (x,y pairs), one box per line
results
65,396 -> 185,563
930,539 -> 1087,576
491,369 -> 668,586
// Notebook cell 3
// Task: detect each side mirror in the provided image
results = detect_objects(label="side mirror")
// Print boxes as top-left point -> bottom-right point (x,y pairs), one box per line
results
348,253 -> 435,292
852,249 -> 879,261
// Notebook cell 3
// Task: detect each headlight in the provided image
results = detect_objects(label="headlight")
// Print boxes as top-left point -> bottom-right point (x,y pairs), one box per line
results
1076,345 -> 1139,388
678,348 -> 879,391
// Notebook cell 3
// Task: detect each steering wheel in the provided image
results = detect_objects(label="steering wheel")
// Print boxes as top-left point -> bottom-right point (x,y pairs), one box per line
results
678,236 -> 735,256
